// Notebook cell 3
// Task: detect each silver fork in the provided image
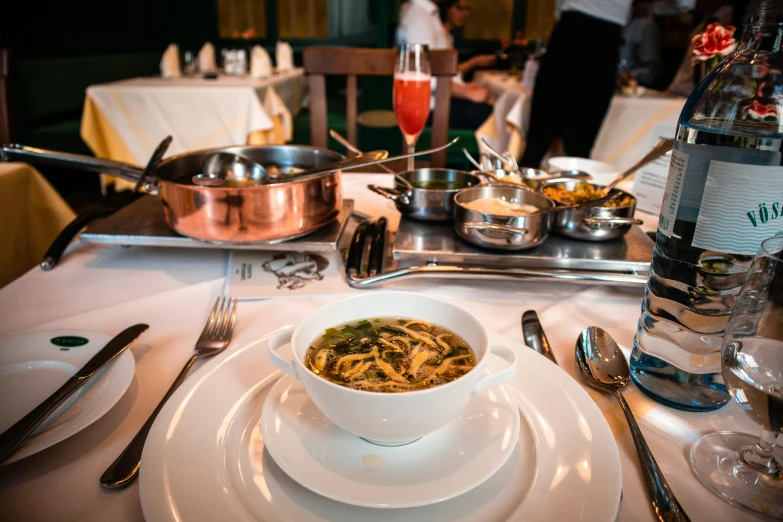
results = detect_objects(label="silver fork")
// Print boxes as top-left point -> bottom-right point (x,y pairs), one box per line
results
100,296 -> 238,488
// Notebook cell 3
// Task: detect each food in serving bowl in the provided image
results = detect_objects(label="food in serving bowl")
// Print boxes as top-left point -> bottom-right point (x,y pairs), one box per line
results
540,180 -> 642,241
462,197 -> 539,216
305,318 -> 476,392
267,292 -> 518,445
543,182 -> 635,207
454,185 -> 554,251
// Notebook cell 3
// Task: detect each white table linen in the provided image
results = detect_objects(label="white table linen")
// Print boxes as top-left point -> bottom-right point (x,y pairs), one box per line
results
0,173 -> 770,522
83,70 -> 306,166
475,71 -> 685,172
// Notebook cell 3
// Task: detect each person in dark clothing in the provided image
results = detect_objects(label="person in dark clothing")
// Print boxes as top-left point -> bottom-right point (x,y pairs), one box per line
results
521,0 -> 696,167
520,6 -> 627,167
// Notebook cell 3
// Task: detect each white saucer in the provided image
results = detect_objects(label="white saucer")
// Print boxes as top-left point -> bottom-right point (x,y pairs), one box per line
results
140,330 -> 621,522
0,329 -> 135,464
261,373 -> 521,509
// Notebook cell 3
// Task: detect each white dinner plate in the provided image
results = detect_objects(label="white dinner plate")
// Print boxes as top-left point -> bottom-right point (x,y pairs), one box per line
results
261,373 -> 521,509
0,329 -> 135,464
140,330 -> 621,521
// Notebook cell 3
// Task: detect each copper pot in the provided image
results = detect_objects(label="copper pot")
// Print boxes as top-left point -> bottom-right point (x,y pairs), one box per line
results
1,143 -> 344,243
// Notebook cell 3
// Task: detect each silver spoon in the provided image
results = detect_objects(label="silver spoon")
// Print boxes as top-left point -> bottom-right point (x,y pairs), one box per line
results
575,326 -> 691,522
329,129 -> 412,189
605,138 -> 674,191
196,151 -> 269,187
528,190 -> 623,216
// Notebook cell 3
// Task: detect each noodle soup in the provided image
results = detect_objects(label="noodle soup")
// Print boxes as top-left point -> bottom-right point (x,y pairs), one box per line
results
305,318 -> 476,393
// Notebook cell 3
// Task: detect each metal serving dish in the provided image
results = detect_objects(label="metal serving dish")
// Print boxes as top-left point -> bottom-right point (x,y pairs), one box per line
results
454,185 -> 555,251
541,181 -> 643,241
368,168 -> 483,221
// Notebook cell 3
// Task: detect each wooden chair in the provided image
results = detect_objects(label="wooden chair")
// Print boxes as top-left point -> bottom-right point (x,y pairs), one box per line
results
303,47 -> 458,168
0,49 -> 12,144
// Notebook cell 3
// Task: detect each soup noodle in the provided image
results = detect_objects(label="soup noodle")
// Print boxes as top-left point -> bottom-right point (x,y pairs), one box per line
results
305,318 -> 476,393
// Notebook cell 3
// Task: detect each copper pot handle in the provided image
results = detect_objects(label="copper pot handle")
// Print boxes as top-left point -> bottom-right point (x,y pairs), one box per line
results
1,144 -> 145,186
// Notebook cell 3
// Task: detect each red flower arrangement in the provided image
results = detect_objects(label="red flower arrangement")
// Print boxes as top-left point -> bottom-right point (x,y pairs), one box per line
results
743,100 -> 780,121
692,23 -> 737,62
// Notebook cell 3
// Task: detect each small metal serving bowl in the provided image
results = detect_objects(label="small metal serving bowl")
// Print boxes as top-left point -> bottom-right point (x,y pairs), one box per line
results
541,180 -> 643,241
454,185 -> 555,251
368,168 -> 483,221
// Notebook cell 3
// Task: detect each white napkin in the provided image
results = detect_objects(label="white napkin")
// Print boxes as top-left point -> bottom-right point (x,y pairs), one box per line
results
250,45 -> 273,79
275,41 -> 294,73
198,42 -> 217,73
160,44 -> 181,79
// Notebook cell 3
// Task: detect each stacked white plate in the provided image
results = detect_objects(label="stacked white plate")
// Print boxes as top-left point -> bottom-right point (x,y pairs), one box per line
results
140,330 -> 622,521
0,330 -> 135,464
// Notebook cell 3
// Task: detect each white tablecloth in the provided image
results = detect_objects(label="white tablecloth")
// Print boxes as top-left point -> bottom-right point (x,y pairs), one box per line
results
81,69 -> 306,167
0,174 -> 771,522
475,71 -> 686,172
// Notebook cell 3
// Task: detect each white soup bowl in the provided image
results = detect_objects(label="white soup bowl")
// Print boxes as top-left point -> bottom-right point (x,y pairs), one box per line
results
267,291 -> 518,446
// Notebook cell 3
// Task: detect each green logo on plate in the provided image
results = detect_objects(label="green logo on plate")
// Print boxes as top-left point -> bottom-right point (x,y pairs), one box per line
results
50,336 -> 89,348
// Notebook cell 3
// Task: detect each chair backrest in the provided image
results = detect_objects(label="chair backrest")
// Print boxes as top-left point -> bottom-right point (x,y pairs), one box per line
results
303,47 -> 458,168
0,49 -> 12,144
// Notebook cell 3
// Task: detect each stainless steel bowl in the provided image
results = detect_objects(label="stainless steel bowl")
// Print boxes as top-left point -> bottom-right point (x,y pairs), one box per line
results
368,168 -> 482,221
541,181 -> 643,241
454,185 -> 555,250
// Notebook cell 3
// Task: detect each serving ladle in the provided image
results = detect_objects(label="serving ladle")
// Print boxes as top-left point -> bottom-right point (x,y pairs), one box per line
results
195,151 -> 269,187
575,326 -> 691,522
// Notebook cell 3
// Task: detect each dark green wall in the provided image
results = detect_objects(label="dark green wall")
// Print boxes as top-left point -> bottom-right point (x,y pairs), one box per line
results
1,0 -> 219,58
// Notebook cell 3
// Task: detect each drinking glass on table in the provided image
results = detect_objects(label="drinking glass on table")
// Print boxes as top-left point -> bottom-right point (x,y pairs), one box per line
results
393,43 -> 431,171
690,235 -> 783,519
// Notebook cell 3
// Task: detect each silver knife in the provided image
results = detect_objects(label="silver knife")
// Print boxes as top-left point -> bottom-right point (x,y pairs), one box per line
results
521,310 -> 558,364
0,323 -> 149,464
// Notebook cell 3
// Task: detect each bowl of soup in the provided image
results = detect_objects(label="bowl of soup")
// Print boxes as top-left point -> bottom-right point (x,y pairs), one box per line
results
267,292 -> 518,445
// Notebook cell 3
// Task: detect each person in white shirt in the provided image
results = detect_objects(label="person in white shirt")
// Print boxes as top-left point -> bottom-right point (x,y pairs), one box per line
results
521,0 -> 695,167
397,0 -> 496,129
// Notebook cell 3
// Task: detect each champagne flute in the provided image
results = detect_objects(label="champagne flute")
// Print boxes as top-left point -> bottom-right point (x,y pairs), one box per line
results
393,44 -> 431,171
690,235 -> 783,519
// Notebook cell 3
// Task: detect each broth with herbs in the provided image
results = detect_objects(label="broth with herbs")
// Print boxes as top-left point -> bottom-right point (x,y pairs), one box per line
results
305,318 -> 476,393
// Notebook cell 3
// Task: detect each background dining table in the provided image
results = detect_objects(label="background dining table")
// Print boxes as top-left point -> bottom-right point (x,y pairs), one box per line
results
80,69 -> 306,190
0,172 -> 774,522
474,70 -> 686,172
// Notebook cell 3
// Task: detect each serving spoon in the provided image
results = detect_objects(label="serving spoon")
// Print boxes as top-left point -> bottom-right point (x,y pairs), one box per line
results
575,326 -> 691,522
604,138 -> 674,191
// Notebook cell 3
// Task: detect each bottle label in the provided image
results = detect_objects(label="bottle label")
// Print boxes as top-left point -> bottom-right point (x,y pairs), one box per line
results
692,161 -> 783,254
658,149 -> 688,236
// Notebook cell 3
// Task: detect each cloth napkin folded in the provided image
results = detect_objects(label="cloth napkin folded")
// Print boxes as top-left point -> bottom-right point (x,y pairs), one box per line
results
275,41 -> 294,73
250,45 -> 273,79
198,42 -> 217,73
160,44 -> 181,79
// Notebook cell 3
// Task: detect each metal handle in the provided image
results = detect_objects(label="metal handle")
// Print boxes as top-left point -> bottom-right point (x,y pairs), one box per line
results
0,376 -> 84,463
1,144 -> 144,183
368,184 -> 409,204
462,148 -> 483,170
521,310 -> 558,364
462,222 -> 528,235
346,264 -> 649,288
583,217 -> 644,229
330,129 -> 398,175
41,208 -> 115,270
615,391 -> 691,522
99,353 -> 203,488
605,138 -> 674,191
530,170 -> 592,183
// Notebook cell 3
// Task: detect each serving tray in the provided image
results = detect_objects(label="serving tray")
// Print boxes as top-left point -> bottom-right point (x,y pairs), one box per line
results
79,196 -> 355,253
345,218 -> 653,289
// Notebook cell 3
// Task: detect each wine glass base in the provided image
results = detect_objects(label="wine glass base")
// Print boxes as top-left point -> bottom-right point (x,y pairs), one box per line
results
690,431 -> 783,520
